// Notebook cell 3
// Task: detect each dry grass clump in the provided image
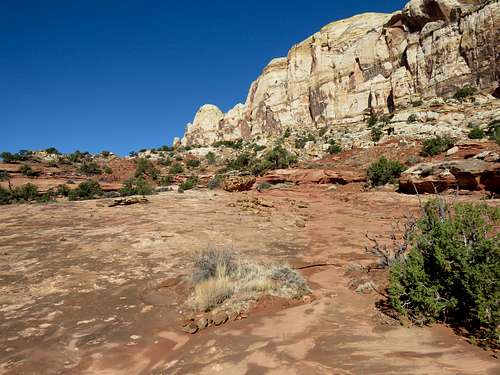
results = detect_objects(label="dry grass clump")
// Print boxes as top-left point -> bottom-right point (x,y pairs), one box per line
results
188,247 -> 310,312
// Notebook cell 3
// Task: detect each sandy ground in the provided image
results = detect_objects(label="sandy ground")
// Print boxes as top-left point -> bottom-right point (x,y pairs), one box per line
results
0,187 -> 498,375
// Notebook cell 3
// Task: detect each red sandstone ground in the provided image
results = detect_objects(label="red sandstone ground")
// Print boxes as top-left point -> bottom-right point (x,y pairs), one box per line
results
0,184 -> 498,375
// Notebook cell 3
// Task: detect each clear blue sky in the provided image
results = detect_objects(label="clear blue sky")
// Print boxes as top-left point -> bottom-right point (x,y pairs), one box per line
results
1,0 -> 406,155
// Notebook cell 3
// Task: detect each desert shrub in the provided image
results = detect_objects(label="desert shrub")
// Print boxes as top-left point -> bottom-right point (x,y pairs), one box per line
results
11,183 -> 39,202
367,114 -> 378,127
367,156 -> 405,186
319,126 -> 328,137
212,139 -> 243,149
468,127 -> 485,139
158,157 -> 172,167
421,136 -> 455,157
45,147 -> 60,155
252,144 -> 266,152
192,274 -> 234,311
405,155 -> 421,167
67,150 -> 89,164
56,184 -> 70,197
260,145 -> 297,171
68,180 -> 102,201
326,140 -> 342,154
101,150 -> 111,157
1,152 -> 20,163
36,188 -> 57,203
256,182 -> 272,191
283,127 -> 291,138
0,186 -> 12,204
120,177 -> 155,196
192,247 -> 237,284
412,99 -> 423,107
207,175 -> 223,190
371,126 -> 383,142
454,85 -> 477,101
186,158 -> 201,169
0,171 -> 9,181
189,247 -> 310,312
159,175 -> 174,186
206,152 -> 216,165
79,161 -> 102,175
226,152 -> 254,172
486,120 -> 499,144
135,158 -> 160,180
389,200 -> 499,345
169,162 -> 184,175
19,164 -> 38,177
271,265 -> 311,297
407,114 -> 418,123
103,165 -> 113,174
179,176 -> 198,191
294,133 -> 316,148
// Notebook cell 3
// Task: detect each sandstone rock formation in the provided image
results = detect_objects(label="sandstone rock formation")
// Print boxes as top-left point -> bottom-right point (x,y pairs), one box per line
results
222,175 -> 256,192
399,157 -> 500,193
180,0 -> 499,147
259,168 -> 365,186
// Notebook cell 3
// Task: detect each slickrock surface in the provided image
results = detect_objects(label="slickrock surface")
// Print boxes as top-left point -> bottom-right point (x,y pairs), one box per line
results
1,189 -> 498,374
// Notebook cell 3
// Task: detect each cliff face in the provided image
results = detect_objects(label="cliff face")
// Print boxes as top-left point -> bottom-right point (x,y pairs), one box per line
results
180,0 -> 499,147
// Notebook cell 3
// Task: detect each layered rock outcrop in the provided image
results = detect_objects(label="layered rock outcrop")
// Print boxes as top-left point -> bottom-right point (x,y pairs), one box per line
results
180,0 -> 499,147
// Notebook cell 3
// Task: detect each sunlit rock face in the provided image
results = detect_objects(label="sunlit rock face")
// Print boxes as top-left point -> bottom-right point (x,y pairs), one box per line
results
181,0 -> 499,147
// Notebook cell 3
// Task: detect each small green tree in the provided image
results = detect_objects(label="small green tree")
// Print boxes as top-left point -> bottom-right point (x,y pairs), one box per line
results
389,200 -> 499,345
169,162 -> 184,175
68,180 -> 102,201
135,158 -> 160,180
79,161 -> 102,175
367,156 -> 405,186
0,186 -> 12,204
45,147 -> 60,155
19,164 -> 39,177
1,152 -> 19,163
186,158 -> 201,169
407,114 -> 418,123
206,152 -> 216,165
326,140 -> 342,154
468,128 -> 485,139
420,136 -> 455,157
454,86 -> 477,101
179,176 -> 198,191
371,127 -> 383,142
119,177 -> 155,196
11,183 -> 39,202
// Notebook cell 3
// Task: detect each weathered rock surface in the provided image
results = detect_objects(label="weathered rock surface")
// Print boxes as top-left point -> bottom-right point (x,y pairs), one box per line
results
222,175 -> 256,192
180,0 -> 499,147
399,158 -> 500,193
260,168 -> 365,186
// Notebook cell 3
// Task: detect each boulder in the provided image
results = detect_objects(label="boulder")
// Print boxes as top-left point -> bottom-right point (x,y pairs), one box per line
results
399,158 -> 499,194
222,175 -> 256,192
260,169 -> 365,186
